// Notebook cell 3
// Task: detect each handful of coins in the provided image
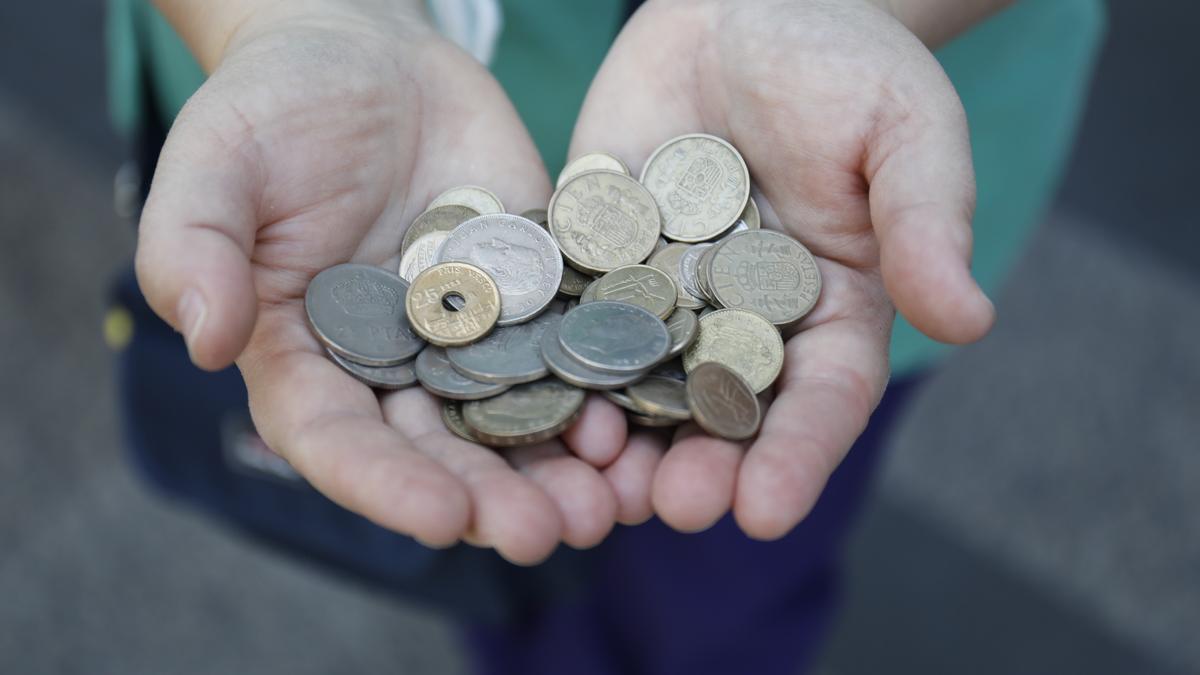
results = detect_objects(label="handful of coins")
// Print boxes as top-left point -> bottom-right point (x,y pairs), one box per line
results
306,134 -> 821,447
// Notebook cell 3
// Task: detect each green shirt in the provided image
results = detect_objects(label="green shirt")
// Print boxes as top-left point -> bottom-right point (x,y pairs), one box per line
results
106,0 -> 1105,376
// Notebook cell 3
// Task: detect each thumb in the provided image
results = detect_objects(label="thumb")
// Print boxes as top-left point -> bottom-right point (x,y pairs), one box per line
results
866,57 -> 996,345
134,91 -> 260,371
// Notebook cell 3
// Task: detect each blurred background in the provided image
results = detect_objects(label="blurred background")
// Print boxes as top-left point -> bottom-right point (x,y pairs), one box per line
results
1,1 -> 1197,673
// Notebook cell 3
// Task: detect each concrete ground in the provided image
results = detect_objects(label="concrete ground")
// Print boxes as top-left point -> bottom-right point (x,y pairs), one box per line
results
1,1 -> 1197,673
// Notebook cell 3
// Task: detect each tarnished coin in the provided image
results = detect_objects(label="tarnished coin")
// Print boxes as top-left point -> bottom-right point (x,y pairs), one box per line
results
678,243 -> 714,303
446,311 -> 561,385
626,376 -> 692,421
428,185 -> 505,215
406,262 -> 501,347
401,204 -> 479,256
721,195 -> 761,238
602,389 -> 645,413
651,358 -> 688,382
648,243 -> 705,310
556,152 -> 630,188
549,170 -> 660,274
398,231 -> 450,282
327,350 -> 418,390
686,362 -> 761,441
663,308 -> 699,359
306,264 -> 425,366
438,213 -> 563,326
696,243 -> 720,301
540,321 -> 647,390
442,400 -> 481,442
592,265 -> 677,319
520,208 -> 548,228
558,301 -> 670,374
627,413 -> 681,428
416,346 -> 510,400
579,277 -> 602,304
683,308 -> 783,394
640,134 -> 750,243
558,264 -> 592,298
707,230 -> 822,325
463,379 -> 586,447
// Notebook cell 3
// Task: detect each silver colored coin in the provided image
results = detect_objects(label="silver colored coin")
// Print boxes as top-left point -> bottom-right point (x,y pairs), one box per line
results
648,243 -> 705,310
557,152 -> 631,188
540,321 -> 647,390
305,264 -> 425,367
462,379 -> 586,447
579,277 -> 602,304
602,389 -> 647,414
626,376 -> 692,421
558,301 -> 671,375
438,213 -> 563,326
428,185 -> 505,215
663,308 -> 699,360
678,243 -> 714,302
446,311 -> 561,385
398,231 -> 450,282
327,350 -> 418,390
651,358 -> 688,382
415,346 -> 510,400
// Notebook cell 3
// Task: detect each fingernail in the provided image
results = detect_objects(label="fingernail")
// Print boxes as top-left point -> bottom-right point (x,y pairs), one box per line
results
176,288 -> 207,357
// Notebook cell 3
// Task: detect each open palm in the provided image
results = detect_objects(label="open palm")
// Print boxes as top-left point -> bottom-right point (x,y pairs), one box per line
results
571,0 -> 995,538
136,11 -> 626,565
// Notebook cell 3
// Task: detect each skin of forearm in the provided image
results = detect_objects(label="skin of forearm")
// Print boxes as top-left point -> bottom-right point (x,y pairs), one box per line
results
152,0 -> 428,71
872,0 -> 1017,48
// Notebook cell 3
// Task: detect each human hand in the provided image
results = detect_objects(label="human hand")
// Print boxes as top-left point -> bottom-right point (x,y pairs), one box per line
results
570,0 -> 995,538
135,1 -> 626,564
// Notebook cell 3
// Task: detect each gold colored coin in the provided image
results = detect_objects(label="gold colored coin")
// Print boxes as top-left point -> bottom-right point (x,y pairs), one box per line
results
442,400 -> 482,442
428,185 -> 505,215
683,309 -> 783,394
627,412 -> 681,428
707,230 -> 822,325
591,265 -> 677,319
640,134 -> 750,243
648,243 -> 705,310
462,379 -> 586,447
401,204 -> 479,255
740,195 -> 761,230
549,170 -> 661,273
686,362 -> 761,441
558,264 -> 593,298
663,308 -> 699,359
626,376 -> 692,421
556,152 -> 630,189
579,277 -> 602,304
697,242 -> 721,304
406,262 -> 501,347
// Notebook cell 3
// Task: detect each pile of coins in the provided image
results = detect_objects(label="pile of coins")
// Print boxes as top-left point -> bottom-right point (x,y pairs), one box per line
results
305,134 -> 821,447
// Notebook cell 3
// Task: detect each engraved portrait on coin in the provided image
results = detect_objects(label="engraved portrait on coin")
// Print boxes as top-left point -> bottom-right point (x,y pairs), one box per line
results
439,214 -> 563,326
549,170 -> 661,273
708,230 -> 822,325
640,134 -> 750,243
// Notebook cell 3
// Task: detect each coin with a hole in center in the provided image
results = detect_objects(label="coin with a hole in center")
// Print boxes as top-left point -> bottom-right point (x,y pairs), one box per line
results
306,264 -> 425,367
640,134 -> 750,243
463,379 -> 586,447
592,265 -> 677,319
540,321 -> 647,390
549,170 -> 661,274
438,213 -> 563,326
401,204 -> 479,256
626,376 -> 692,421
686,362 -> 761,440
327,350 -> 418,390
415,346 -> 510,400
556,152 -> 630,188
648,243 -> 705,310
398,231 -> 450,282
446,311 -> 561,385
406,262 -> 501,347
558,301 -> 671,375
707,230 -> 822,326
428,185 -> 505,215
683,308 -> 783,394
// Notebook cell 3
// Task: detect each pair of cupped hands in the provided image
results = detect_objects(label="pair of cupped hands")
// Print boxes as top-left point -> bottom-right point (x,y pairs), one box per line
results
136,0 -> 994,564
